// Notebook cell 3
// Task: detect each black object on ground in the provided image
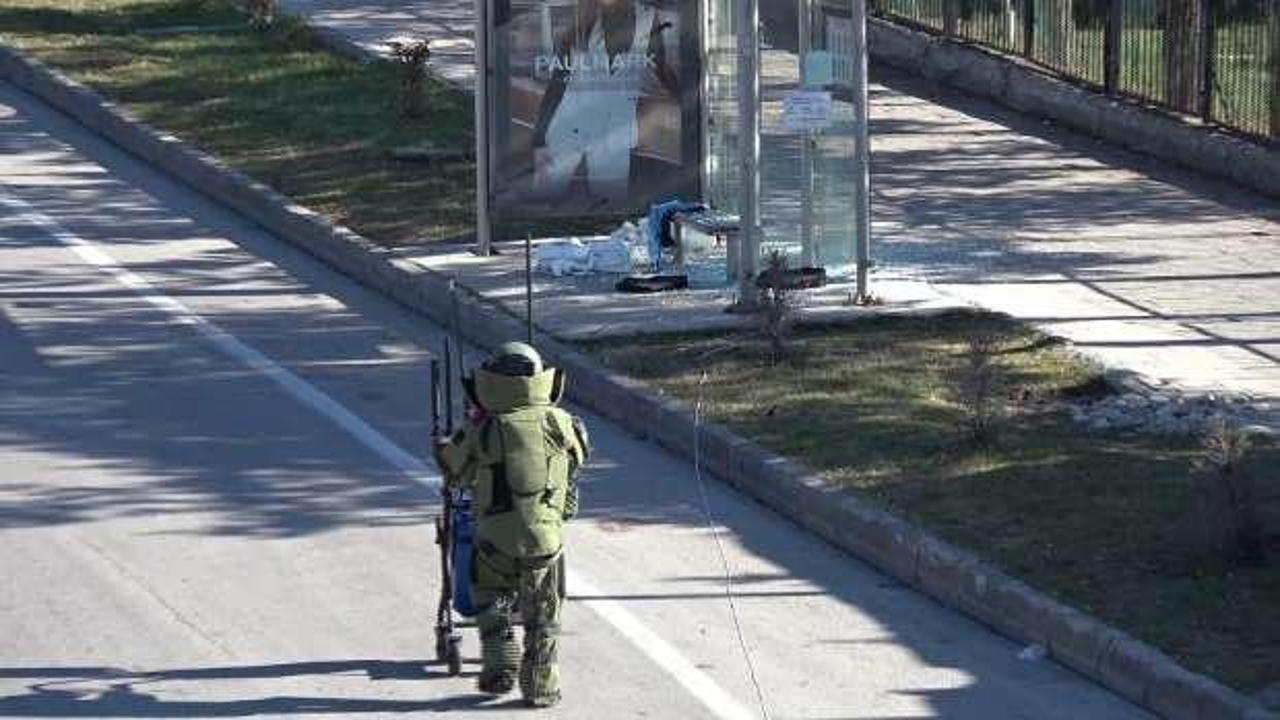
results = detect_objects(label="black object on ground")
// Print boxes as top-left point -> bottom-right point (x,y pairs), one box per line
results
616,275 -> 690,293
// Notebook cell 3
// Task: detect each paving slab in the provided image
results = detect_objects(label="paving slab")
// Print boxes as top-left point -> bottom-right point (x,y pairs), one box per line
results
406,238 -> 963,340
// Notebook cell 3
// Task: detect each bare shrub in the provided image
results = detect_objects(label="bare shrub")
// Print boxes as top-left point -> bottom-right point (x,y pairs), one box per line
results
759,251 -> 795,365
1192,417 -> 1265,567
953,326 -> 1003,447
247,0 -> 275,28
389,39 -> 432,118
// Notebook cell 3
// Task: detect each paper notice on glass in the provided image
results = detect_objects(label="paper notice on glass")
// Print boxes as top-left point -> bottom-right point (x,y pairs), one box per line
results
803,51 -> 834,87
782,90 -> 834,132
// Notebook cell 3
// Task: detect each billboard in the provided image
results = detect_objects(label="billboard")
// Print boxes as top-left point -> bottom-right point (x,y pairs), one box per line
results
489,0 -> 701,217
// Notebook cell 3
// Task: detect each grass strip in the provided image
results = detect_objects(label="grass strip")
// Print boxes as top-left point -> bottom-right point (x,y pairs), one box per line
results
585,312 -> 1280,693
0,0 -> 477,245
1,0 -> 496,245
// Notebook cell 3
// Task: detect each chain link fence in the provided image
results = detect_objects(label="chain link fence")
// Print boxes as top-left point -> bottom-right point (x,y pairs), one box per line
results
870,0 -> 1280,140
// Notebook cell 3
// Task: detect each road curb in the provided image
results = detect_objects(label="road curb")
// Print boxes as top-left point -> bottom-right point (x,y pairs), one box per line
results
1,42 -> 1273,720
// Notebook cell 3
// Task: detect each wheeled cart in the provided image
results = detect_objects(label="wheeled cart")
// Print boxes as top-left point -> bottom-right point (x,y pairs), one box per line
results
434,485 -> 477,676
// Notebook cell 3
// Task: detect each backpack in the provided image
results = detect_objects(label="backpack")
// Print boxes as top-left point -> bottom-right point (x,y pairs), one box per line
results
471,406 -> 581,559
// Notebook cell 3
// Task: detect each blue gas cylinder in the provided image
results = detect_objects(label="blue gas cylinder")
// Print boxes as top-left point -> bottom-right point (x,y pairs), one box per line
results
450,496 -> 479,617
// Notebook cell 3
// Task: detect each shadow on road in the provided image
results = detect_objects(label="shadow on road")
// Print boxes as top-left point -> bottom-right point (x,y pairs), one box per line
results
0,660 -> 506,717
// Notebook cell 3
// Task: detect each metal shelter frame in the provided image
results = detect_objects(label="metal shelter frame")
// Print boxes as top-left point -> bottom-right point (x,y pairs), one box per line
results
472,0 -> 874,302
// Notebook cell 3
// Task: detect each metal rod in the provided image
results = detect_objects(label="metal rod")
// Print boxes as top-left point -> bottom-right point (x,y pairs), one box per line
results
443,337 -> 455,435
448,278 -> 463,412
852,0 -> 872,303
525,233 -> 534,344
430,357 -> 441,437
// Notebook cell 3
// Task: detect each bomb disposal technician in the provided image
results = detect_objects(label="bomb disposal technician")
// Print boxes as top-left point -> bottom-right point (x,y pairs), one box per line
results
434,342 -> 590,708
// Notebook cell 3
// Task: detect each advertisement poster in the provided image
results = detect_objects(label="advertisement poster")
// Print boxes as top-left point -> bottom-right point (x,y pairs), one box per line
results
490,0 -> 701,217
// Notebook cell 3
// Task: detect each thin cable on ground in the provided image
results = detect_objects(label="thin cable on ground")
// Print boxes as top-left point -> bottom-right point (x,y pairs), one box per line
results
693,371 -> 772,720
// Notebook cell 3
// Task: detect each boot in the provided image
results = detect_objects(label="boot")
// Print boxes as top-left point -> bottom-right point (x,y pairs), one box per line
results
519,662 -> 560,707
477,670 -> 515,695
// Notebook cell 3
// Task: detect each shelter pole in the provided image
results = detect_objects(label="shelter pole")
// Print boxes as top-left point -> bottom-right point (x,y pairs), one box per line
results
851,0 -> 872,302
799,0 -> 817,268
474,0 -> 493,256
736,0 -> 761,309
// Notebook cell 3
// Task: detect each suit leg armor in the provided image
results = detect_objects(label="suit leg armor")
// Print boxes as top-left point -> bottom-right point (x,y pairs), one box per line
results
518,554 -> 563,707
472,552 -> 522,693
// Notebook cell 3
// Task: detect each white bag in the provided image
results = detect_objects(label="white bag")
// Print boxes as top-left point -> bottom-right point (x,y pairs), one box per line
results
610,218 -> 652,267
587,237 -> 632,274
534,238 -> 591,276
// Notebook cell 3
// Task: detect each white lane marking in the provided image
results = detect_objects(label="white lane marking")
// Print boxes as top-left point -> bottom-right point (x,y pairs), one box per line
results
0,187 -> 760,720
569,571 -> 758,720
0,189 -> 433,486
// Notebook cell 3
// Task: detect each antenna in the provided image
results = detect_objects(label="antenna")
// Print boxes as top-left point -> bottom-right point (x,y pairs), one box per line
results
525,233 -> 534,345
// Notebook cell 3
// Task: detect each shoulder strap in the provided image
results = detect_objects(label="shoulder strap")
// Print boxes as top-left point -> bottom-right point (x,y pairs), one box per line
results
544,409 -> 588,468
478,415 -> 501,459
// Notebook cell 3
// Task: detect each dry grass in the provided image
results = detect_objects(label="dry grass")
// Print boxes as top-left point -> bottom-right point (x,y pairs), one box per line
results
0,0 -> 639,245
0,0 -> 475,245
585,312 -> 1280,692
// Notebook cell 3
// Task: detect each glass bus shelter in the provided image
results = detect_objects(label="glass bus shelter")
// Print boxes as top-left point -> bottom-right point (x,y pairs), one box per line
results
474,0 -> 872,301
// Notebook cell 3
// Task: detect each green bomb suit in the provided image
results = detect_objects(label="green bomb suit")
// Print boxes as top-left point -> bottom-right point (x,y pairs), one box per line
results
437,364 -> 589,706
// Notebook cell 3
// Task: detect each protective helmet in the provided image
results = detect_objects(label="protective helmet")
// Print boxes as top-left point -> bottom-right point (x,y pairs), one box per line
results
485,341 -> 543,377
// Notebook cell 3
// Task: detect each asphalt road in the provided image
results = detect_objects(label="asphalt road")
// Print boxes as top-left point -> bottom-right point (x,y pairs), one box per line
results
0,82 -> 1150,719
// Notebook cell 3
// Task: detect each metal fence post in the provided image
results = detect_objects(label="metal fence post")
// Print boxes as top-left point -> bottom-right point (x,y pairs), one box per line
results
1270,0 -> 1280,137
1022,0 -> 1036,57
1163,0 -> 1201,113
1104,0 -> 1122,94
1041,0 -> 1072,68
1197,0 -> 1215,121
944,0 -> 959,37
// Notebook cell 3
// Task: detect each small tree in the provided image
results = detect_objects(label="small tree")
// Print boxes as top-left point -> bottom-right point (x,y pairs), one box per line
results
953,325 -> 1003,447
389,39 -> 432,118
759,251 -> 795,365
247,0 -> 275,29
1192,417 -> 1265,567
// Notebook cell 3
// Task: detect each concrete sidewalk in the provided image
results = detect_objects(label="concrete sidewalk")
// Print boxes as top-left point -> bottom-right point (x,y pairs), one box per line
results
281,0 -> 1280,422
281,0 -> 477,87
